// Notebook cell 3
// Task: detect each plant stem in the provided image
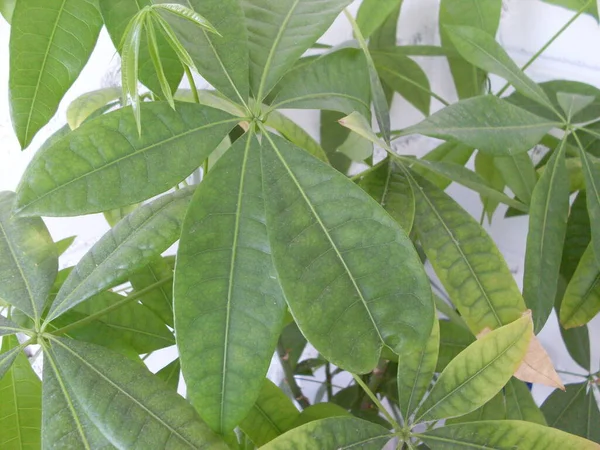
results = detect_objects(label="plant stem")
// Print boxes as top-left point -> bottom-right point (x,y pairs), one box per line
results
184,65 -> 200,103
556,369 -> 588,378
496,0 -> 591,97
49,277 -> 173,336
277,339 -> 310,409
325,363 -> 334,401
352,372 -> 401,431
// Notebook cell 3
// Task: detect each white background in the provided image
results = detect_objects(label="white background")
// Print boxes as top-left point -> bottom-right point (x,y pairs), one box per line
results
1,0 -> 599,407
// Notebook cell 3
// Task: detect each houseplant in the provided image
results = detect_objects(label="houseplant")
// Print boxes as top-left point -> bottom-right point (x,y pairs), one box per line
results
1,0 -> 599,448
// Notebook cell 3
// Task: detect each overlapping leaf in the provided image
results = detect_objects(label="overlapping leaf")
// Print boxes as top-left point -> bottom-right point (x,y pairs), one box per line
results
261,132 -> 433,373
504,378 -> 547,425
15,102 -> 236,217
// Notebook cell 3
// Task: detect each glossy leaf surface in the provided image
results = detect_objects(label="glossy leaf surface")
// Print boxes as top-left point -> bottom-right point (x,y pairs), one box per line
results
415,315 -> 531,422
48,187 -> 193,321
261,132 -> 433,373
47,337 -> 228,449
15,102 -> 236,217
410,174 -> 526,334
9,0 -> 103,148
0,191 -> 57,321
402,96 -> 558,156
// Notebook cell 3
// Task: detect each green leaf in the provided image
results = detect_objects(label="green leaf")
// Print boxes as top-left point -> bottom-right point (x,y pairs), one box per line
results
445,26 -> 553,110
155,359 -> 180,392
413,141 -> 474,190
437,320 -> 474,372
260,417 -> 392,449
507,80 -> 600,124
293,403 -> 350,427
356,0 -> 403,39
47,188 -> 193,322
0,191 -> 57,322
345,10 -> 391,144
130,256 -> 175,327
523,140 -> 569,332
320,111 -> 354,174
100,0 -> 182,98
0,316 -> 23,337
578,140 -> 600,265
372,52 -> 432,116
269,48 -> 371,118
439,0 -> 502,99
542,0 -> 599,20
398,316 -> 440,424
103,204 -> 140,228
73,291 -> 175,354
410,173 -> 526,334
445,391 -> 506,425
239,379 -> 300,447
402,95 -> 558,156
557,92 -> 596,121
0,345 -> 21,381
264,110 -> 329,163
560,243 -> 600,328
261,132 -> 433,373
415,315 -> 532,422
243,0 -> 351,101
9,0 -> 103,148
46,337 -> 228,449
153,3 -> 220,34
494,153 -> 538,204
15,102 -> 236,217
561,191 -> 591,280
475,151 -> 505,221
504,378 -> 547,425
165,0 -> 249,105
175,134 -> 286,433
279,322 -> 307,371
357,159 -> 415,233
0,335 -> 41,450
42,352 -> 115,449
0,0 -> 15,23
542,382 -> 600,443
55,236 -> 76,257
418,419 -> 600,449
67,88 -> 121,130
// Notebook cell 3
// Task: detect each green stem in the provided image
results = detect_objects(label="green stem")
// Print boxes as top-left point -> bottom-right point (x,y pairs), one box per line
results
184,65 -> 200,103
49,277 -> 173,336
556,369 -> 588,378
325,363 -> 334,401
277,339 -> 310,409
496,0 -> 592,97
352,372 -> 402,431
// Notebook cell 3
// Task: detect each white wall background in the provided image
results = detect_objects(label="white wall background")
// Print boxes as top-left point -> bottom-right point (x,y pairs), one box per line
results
1,0 -> 599,407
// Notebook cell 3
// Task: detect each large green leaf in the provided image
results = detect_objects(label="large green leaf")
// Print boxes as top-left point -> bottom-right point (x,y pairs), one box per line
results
523,140 -> 569,332
560,244 -> 600,328
175,134 -> 286,433
413,141 -> 474,190
42,352 -> 115,449
9,0 -> 103,148
243,0 -> 351,101
47,187 -> 193,322
73,291 -> 174,354
129,256 -> 175,327
0,315 -> 23,337
261,132 -> 433,373
166,0 -> 249,104
0,345 -> 21,381
320,110 -> 354,174
398,316 -> 440,424
401,96 -> 558,156
356,0 -> 402,39
445,391 -> 506,425
542,382 -> 600,443
357,159 -> 415,233
46,337 -> 228,449
100,0 -> 182,97
410,173 -> 526,334
418,420 -> 600,449
561,191 -> 590,280
445,26 -> 553,110
578,141 -> 600,264
66,88 -> 121,130
155,359 -> 180,392
437,320 -> 474,372
504,378 -> 547,425
269,48 -> 371,117
542,0 -> 599,20
260,417 -> 393,449
239,380 -> 300,447
0,191 -> 57,322
495,153 -> 538,204
0,0 -> 15,23
439,0 -> 502,99
0,336 -> 41,450
414,315 -> 531,423
372,51 -> 432,116
293,403 -> 351,427
475,151 -> 505,220
15,102 -> 237,217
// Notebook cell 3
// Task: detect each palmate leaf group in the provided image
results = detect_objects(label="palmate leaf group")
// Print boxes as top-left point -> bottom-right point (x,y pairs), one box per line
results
2,0 -> 600,449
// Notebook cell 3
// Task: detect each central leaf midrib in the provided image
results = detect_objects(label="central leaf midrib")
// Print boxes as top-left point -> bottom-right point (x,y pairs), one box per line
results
263,131 -> 385,344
